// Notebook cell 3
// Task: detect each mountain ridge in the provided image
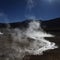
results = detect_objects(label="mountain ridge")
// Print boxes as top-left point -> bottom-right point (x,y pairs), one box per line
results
0,18 -> 60,30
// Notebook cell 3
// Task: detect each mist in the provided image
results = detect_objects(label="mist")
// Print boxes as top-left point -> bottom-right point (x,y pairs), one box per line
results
10,20 -> 58,60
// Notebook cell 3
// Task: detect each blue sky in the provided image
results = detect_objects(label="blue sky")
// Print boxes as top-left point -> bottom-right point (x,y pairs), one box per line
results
0,0 -> 60,22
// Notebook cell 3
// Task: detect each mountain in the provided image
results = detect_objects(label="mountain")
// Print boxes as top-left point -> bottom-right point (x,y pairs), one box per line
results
42,18 -> 60,31
0,18 -> 60,30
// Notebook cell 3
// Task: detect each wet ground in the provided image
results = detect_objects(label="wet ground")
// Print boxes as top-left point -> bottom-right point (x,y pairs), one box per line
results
24,30 -> 60,60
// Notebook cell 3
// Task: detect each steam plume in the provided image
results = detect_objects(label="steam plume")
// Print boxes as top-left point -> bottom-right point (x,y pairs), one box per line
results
11,20 -> 58,60
25,0 -> 36,19
26,0 -> 35,11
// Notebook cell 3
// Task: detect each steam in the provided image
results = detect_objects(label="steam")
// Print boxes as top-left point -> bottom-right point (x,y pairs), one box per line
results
25,0 -> 36,19
0,32 -> 3,35
25,15 -> 36,20
26,0 -> 35,11
11,20 -> 58,59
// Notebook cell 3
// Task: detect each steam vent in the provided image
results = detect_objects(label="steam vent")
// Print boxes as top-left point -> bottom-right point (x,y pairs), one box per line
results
0,19 -> 60,60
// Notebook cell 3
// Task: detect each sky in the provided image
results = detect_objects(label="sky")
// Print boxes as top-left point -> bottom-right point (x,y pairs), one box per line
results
0,0 -> 60,22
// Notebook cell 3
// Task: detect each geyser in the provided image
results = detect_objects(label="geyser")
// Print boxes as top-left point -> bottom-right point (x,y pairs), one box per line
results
10,20 -> 58,60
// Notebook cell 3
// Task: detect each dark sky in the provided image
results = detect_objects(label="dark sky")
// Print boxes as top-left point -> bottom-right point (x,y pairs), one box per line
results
0,0 -> 60,22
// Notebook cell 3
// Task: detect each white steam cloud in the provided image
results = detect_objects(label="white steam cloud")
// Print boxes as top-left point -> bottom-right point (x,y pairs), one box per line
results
10,20 -> 58,60
26,0 -> 35,11
25,15 -> 36,20
0,32 -> 3,35
25,0 -> 36,19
